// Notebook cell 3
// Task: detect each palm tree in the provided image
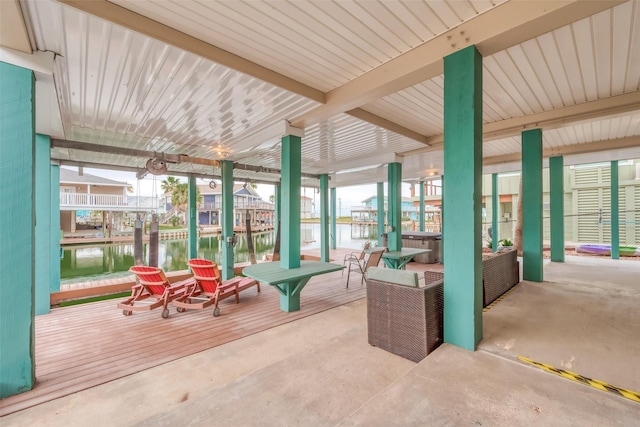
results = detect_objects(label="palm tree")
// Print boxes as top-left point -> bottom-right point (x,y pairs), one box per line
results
171,183 -> 203,223
160,176 -> 180,196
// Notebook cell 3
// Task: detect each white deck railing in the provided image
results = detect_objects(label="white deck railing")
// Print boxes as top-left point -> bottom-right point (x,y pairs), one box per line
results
60,194 -> 160,210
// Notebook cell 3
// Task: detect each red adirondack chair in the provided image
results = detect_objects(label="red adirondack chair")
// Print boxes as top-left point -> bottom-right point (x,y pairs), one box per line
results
173,258 -> 260,317
119,266 -> 190,318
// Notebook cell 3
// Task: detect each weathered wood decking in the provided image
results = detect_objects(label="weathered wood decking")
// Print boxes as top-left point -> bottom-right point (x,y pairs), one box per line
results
0,267 -> 368,416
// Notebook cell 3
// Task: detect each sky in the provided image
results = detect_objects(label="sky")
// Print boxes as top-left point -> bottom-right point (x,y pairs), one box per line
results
73,166 -> 415,216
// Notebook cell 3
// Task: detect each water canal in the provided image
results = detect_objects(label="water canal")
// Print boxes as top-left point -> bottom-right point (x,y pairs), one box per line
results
61,223 -> 382,284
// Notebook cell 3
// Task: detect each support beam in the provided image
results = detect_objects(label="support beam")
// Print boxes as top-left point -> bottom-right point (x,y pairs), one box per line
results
0,61 -> 35,398
377,182 -> 385,247
419,180 -> 425,232
0,1 -> 32,54
549,156 -> 565,262
611,161 -> 619,260
188,174 -> 197,261
522,129 -> 544,282
443,45 -> 483,351
330,187 -> 337,250
319,174 -> 329,262
221,161 -> 234,280
387,163 -> 402,252
401,92 -> 640,158
492,173 -> 498,253
281,135 -> 302,269
35,134 -> 52,315
50,163 -> 61,294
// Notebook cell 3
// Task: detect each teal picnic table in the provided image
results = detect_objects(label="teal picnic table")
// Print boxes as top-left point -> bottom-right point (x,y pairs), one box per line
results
381,248 -> 431,270
243,261 -> 344,312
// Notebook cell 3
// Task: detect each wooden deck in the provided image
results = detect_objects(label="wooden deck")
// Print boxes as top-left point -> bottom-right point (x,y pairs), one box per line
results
0,267 -> 368,416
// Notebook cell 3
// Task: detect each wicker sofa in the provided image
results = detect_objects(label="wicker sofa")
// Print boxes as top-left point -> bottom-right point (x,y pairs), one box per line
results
424,249 -> 519,308
366,268 -> 444,362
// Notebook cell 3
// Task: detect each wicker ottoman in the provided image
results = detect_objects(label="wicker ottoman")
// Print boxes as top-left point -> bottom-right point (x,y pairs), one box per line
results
366,272 -> 444,363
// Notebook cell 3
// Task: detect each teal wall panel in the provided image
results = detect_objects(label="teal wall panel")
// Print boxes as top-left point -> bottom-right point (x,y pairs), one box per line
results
0,62 -> 35,398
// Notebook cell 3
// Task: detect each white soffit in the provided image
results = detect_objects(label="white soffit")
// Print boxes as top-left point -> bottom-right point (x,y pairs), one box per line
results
21,0 -> 320,165
110,0 -> 505,93
362,1 -> 640,138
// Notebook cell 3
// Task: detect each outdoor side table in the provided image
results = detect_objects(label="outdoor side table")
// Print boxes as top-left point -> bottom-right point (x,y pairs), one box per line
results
381,248 -> 431,270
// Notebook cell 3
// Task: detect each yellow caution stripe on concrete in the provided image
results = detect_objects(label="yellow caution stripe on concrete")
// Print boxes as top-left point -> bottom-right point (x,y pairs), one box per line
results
482,284 -> 519,312
518,356 -> 640,404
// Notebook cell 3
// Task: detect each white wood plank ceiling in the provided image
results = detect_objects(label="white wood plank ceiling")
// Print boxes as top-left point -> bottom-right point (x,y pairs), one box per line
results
9,0 -> 640,186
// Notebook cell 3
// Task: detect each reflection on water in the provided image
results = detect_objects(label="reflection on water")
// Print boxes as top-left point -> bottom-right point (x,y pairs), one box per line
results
61,224 -> 381,283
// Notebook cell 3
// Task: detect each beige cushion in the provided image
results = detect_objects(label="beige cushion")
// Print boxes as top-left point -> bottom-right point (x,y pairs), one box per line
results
367,267 -> 419,287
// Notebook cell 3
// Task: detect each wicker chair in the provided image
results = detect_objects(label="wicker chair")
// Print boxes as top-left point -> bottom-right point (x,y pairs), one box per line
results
366,267 -> 444,362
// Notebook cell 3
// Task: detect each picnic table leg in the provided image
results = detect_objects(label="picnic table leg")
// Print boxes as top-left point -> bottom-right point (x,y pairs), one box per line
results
272,278 -> 311,312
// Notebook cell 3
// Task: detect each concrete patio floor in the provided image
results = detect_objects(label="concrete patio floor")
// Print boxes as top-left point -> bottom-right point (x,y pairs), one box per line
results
2,255 -> 639,426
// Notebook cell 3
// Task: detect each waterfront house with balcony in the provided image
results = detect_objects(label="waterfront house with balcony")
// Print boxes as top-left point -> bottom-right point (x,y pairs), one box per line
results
164,183 -> 275,228
59,168 -> 141,234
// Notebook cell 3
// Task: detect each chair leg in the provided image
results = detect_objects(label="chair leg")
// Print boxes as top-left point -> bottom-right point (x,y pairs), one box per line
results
346,266 -> 351,288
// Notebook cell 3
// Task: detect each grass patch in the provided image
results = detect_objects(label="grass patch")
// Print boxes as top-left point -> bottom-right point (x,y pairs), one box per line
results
60,292 -> 131,307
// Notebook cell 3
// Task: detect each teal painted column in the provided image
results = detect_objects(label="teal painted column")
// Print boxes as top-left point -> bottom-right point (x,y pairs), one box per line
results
35,134 -> 52,315
549,156 -> 565,262
221,161 -> 234,280
0,62 -> 35,398
611,160 -> 619,260
522,129 -> 544,282
443,45 -> 483,351
387,163 -> 402,251
50,163 -> 61,293
377,182 -> 385,246
440,175 -> 444,264
281,135 -> 301,269
492,173 -> 498,253
320,174 -> 329,262
188,174 -> 197,261
419,180 -> 425,232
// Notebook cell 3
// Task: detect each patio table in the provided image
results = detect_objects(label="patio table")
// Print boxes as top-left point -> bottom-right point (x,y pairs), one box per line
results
381,248 -> 431,270
243,261 -> 344,312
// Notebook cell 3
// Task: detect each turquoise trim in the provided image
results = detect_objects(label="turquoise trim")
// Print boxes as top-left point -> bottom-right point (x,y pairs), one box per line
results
35,134 -> 51,315
443,45 -> 483,351
0,61 -> 35,398
221,161 -> 234,280
281,135 -> 301,269
522,129 -> 543,282
549,156 -> 565,262
377,182 -> 384,246
320,174 -> 329,262
611,161 -> 619,260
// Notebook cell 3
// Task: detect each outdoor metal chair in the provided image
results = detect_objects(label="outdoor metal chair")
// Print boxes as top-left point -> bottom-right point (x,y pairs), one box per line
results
342,241 -> 372,275
346,247 -> 386,288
